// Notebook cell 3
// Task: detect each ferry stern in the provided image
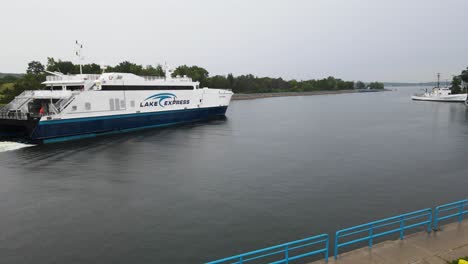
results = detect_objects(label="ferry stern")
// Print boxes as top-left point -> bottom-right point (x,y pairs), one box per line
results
0,89 -> 73,142
0,112 -> 41,141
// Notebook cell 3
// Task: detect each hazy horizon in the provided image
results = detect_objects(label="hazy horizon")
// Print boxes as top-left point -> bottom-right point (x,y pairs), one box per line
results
1,0 -> 467,83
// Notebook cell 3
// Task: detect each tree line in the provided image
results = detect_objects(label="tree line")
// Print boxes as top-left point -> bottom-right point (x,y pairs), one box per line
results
1,58 -> 385,104
450,68 -> 468,94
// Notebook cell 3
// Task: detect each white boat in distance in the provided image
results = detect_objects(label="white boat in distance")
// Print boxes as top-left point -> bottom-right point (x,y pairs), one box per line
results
411,87 -> 467,102
411,73 -> 467,102
0,68 -> 233,143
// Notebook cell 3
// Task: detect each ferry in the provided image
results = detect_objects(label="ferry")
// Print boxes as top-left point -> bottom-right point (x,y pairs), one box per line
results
0,68 -> 233,143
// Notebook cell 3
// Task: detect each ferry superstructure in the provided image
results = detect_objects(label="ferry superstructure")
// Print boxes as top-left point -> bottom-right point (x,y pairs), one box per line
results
0,70 -> 233,143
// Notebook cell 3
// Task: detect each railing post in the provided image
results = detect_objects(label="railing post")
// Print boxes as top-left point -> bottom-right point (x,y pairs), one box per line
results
434,207 -> 439,230
239,256 -> 243,264
427,209 -> 432,233
285,245 -> 289,264
369,224 -> 373,248
459,202 -> 465,223
400,216 -> 405,240
325,236 -> 329,263
334,233 -> 339,260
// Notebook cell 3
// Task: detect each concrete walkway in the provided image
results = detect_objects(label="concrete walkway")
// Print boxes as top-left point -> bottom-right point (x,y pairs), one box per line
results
311,220 -> 468,264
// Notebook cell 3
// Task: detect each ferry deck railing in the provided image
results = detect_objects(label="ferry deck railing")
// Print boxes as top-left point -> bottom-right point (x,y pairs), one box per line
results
0,111 -> 41,120
433,199 -> 468,230
143,76 -> 166,81
46,74 -> 101,82
206,234 -> 329,264
334,208 -> 432,259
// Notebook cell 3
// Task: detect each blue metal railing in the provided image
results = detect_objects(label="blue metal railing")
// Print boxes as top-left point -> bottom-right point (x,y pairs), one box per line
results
206,234 -> 329,264
433,199 -> 468,230
334,208 -> 432,259
207,199 -> 468,264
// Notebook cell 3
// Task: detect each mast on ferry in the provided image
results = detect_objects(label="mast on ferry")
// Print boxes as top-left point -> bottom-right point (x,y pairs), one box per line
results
75,40 -> 84,75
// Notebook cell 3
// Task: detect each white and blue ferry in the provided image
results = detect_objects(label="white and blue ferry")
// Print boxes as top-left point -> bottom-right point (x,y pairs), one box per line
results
0,69 -> 233,143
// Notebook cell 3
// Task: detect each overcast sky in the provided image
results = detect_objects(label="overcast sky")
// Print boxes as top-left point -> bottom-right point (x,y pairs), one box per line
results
1,0 -> 467,82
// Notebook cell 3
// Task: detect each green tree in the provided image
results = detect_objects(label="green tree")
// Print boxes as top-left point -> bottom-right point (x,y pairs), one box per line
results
141,64 -> 165,77
173,65 -> 209,86
1,73 -> 45,104
356,81 -> 366,89
460,67 -> 468,92
27,61 -> 45,75
46,58 -> 77,74
227,73 -> 234,88
206,75 -> 230,88
450,75 -> 462,94
461,67 -> 468,83
107,61 -> 145,75
0,75 -> 19,85
82,63 -> 102,74
368,82 -> 384,89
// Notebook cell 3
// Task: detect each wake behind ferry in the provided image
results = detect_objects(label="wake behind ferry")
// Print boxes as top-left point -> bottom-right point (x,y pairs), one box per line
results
0,68 -> 233,143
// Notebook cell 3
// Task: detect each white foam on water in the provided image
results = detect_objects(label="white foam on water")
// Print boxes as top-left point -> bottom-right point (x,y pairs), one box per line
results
0,141 -> 35,152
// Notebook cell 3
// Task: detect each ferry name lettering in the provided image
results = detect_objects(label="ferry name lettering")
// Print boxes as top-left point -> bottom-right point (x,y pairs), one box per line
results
140,93 -> 190,108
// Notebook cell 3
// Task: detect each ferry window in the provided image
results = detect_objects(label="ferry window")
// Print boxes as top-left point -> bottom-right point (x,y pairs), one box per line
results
109,99 -> 115,111
130,100 -> 135,108
72,105 -> 77,111
85,102 -> 91,110
196,85 -> 199,89
101,85 -> 193,91
120,100 -> 125,109
67,86 -> 83,91
115,98 -> 120,110
51,86 -> 62,91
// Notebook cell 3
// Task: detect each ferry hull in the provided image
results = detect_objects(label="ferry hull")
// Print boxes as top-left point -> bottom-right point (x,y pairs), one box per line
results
1,106 -> 228,143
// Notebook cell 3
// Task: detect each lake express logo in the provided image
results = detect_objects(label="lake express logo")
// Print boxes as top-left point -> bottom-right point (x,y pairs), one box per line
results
140,93 -> 190,108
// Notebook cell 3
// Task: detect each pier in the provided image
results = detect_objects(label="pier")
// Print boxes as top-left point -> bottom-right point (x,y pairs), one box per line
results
207,199 -> 468,264
311,220 -> 468,264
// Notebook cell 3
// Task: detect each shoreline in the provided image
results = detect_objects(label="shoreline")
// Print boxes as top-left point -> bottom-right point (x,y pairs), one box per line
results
232,89 -> 388,101
0,90 -> 389,107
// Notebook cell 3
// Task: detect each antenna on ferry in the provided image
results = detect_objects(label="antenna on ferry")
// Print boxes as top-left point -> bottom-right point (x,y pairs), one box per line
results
164,62 -> 172,80
75,40 -> 84,75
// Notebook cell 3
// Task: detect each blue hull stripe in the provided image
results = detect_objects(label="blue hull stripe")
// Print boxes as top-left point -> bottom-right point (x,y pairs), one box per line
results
42,121 -> 184,144
33,106 -> 228,142
39,106 -> 225,125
